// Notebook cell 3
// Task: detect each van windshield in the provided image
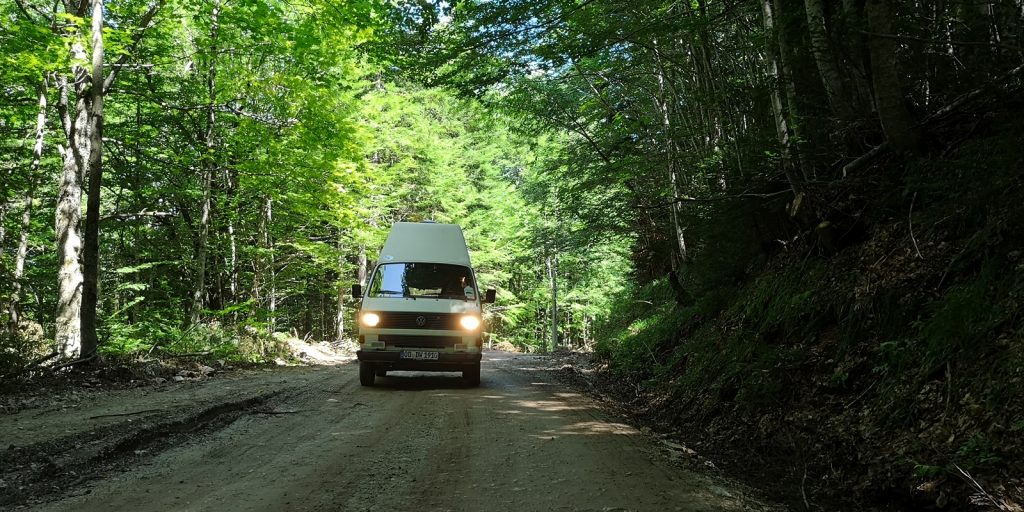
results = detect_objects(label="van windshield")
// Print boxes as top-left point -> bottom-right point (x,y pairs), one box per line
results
368,263 -> 477,300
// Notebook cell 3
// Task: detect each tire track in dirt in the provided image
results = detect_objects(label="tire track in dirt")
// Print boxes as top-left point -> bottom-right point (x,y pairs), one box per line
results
18,354 -> 783,512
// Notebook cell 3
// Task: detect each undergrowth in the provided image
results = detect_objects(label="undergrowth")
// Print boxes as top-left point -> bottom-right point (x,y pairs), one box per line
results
101,319 -> 292,363
0,320 -> 293,384
592,113 -> 1024,509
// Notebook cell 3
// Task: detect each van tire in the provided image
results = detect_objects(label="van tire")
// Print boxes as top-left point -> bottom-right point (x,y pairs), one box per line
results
359,362 -> 375,386
463,364 -> 481,387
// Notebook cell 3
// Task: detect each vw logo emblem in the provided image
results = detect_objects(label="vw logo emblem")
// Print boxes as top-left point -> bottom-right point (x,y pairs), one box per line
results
415,316 -> 427,327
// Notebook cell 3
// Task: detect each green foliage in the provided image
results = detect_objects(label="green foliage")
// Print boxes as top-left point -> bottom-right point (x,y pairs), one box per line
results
101,318 -> 289,362
730,264 -> 824,343
872,338 -> 913,375
955,433 -> 1001,469
594,279 -> 679,377
912,463 -> 944,478
592,258 -> 832,411
918,264 -> 1002,366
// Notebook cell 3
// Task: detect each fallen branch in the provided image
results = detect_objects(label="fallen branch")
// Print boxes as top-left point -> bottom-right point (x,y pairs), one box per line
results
909,192 -> 923,259
149,345 -> 212,358
842,142 -> 889,176
922,62 -> 1024,124
89,408 -> 164,420
161,351 -> 214,358
29,350 -> 59,368
843,62 -> 1024,174
51,353 -> 97,371
954,463 -> 1003,510
801,464 -> 811,510
844,379 -> 878,408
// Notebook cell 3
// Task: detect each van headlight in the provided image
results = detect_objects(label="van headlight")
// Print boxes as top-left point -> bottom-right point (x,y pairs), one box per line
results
459,315 -> 481,331
360,312 -> 380,327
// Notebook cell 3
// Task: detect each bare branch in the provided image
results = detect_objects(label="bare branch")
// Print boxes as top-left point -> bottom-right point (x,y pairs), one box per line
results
11,0 -> 44,22
861,30 -> 1024,55
220,105 -> 298,128
100,209 -> 176,221
634,189 -> 792,209
103,0 -> 164,93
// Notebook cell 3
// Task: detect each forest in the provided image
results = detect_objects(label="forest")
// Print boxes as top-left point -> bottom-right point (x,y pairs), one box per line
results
2,0 -> 1023,509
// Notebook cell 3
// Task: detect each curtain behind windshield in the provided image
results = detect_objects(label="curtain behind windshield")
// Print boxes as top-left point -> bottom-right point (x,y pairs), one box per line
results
368,263 -> 476,299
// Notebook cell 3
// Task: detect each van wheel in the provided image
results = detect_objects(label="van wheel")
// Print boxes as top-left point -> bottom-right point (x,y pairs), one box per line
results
359,362 -> 375,386
463,364 -> 481,387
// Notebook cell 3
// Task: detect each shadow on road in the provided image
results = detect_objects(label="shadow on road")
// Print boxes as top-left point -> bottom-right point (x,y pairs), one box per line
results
369,372 -> 480,390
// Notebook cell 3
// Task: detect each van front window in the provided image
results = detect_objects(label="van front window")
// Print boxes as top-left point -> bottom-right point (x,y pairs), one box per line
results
368,263 -> 476,299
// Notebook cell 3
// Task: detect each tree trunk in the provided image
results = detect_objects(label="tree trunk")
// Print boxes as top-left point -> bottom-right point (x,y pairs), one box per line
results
804,0 -> 857,122
264,195 -> 276,334
547,253 -> 558,353
80,0 -> 107,357
302,286 -> 313,339
190,170 -> 212,324
762,0 -> 805,195
53,0 -> 100,358
866,0 -> 922,151
772,0 -> 810,181
55,64 -> 89,358
0,202 -> 7,253
10,188 -> 36,335
335,237 -> 346,343
190,0 -> 221,325
225,169 -> 238,303
652,40 -> 690,265
357,244 -> 367,285
8,81 -> 48,334
839,0 -> 873,117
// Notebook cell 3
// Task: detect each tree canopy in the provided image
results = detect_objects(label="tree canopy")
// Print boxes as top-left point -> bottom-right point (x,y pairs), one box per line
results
2,0 -> 1024,507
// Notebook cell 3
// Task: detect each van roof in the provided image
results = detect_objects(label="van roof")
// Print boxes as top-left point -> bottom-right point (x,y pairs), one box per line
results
379,222 -> 471,266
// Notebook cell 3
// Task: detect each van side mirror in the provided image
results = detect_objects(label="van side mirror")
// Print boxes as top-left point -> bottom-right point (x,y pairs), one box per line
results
484,289 -> 496,304
351,284 -> 362,299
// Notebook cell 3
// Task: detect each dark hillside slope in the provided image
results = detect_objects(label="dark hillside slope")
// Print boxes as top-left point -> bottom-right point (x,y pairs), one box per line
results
593,106 -> 1024,511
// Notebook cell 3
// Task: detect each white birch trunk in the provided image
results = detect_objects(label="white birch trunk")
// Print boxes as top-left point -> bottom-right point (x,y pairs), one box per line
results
357,244 -> 367,285
762,0 -> 804,195
652,39 -> 689,264
54,59 -> 90,358
547,253 -> 558,353
8,81 -> 48,333
804,0 -> 856,122
334,236 -> 345,343
264,196 -> 276,334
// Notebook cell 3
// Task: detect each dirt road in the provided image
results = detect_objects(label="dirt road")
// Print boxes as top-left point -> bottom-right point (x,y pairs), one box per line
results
3,352 -> 780,511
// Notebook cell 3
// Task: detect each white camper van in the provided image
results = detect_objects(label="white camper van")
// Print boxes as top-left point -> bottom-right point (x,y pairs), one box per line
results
352,222 -> 495,387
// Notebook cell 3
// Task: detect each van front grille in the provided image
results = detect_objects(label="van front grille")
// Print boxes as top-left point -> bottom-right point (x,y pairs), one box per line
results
377,312 -> 460,330
379,335 -> 462,348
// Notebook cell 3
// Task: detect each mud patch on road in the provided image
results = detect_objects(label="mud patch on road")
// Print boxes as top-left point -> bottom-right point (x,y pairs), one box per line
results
1,391 -> 279,509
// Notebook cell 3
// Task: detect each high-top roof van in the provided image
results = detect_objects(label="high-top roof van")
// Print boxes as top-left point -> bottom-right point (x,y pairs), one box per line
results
352,222 -> 495,387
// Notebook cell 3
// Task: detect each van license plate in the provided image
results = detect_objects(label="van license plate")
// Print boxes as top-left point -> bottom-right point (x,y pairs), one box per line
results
400,351 -> 439,361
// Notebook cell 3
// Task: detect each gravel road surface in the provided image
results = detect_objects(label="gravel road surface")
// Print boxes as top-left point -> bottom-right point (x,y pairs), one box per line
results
4,352 -> 781,511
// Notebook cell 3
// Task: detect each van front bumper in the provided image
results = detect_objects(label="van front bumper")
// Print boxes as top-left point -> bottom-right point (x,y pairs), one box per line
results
356,350 -> 481,372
